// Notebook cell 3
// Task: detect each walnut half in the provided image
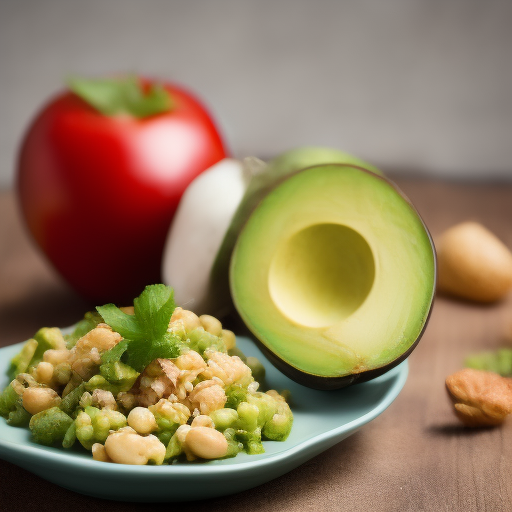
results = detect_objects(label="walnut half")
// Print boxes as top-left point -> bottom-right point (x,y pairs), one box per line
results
446,368 -> 512,427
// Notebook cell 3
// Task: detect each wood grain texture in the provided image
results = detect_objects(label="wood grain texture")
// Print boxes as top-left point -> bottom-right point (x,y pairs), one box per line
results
0,178 -> 512,511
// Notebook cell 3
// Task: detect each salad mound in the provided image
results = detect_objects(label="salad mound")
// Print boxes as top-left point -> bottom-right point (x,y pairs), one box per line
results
0,285 -> 293,464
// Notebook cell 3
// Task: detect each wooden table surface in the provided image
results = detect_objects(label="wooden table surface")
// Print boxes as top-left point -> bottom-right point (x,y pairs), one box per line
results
1,178 -> 512,511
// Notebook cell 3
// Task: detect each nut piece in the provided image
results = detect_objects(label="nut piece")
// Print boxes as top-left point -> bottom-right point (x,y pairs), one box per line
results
135,358 -> 182,407
69,324 -> 122,380
188,380 -> 227,415
203,350 -> 252,387
91,389 -> 117,410
437,222 -> 512,302
446,368 -> 512,427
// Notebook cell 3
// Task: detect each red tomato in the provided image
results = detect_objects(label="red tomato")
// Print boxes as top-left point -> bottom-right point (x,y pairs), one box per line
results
17,79 -> 228,304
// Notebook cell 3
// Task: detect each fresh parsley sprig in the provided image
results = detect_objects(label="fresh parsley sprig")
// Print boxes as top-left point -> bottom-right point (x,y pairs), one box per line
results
97,284 -> 180,371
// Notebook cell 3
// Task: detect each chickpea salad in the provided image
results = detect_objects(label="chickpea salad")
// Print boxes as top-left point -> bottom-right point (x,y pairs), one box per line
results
0,285 -> 293,465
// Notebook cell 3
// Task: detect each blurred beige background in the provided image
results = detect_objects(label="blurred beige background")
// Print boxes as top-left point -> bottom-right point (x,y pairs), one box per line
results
0,0 -> 511,187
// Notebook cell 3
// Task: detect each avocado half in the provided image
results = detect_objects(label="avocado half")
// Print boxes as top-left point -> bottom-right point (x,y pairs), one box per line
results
229,163 -> 436,389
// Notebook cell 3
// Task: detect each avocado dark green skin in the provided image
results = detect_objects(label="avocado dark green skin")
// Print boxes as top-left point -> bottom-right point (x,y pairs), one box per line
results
230,166 -> 437,390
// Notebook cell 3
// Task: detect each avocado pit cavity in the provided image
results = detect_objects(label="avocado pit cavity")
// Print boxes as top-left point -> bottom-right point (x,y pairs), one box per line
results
268,223 -> 375,328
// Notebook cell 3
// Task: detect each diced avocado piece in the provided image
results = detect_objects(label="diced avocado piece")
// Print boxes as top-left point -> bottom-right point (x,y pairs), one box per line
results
261,395 -> 293,442
164,432 -> 183,461
29,407 -> 74,446
85,375 -> 120,394
0,383 -> 21,416
31,328 -> 66,367
62,373 -> 84,397
8,328 -> 65,379
7,401 -> 32,427
99,361 -> 139,392
148,401 -> 189,446
210,408 -> 238,431
0,382 -> 30,426
59,383 -> 86,416
224,384 -> 248,409
62,421 -> 77,448
185,328 -> 225,355
236,402 -> 259,432
222,428 -> 242,458
75,406 -> 127,450
235,428 -> 264,455
9,339 -> 38,378
230,163 -> 435,389
246,392 -> 278,427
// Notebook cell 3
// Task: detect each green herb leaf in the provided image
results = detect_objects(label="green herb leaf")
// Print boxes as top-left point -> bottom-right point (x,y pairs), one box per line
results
97,285 -> 179,372
133,284 -> 176,340
96,304 -> 144,340
125,333 -> 181,372
69,76 -> 173,118
101,339 -> 130,365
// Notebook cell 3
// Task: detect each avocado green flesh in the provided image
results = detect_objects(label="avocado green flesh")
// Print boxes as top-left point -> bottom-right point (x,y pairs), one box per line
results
209,147 -> 380,318
230,164 -> 435,380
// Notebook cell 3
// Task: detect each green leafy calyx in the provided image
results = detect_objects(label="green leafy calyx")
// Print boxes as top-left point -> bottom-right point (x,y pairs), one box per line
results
69,76 -> 174,118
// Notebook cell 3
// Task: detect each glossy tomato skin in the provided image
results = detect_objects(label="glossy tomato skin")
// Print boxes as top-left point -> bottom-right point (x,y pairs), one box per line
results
17,83 -> 228,304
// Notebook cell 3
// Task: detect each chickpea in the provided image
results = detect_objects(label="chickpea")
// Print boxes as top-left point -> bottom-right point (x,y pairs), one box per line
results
43,349 -> 70,366
80,324 -> 122,352
127,407 -> 158,435
221,329 -> 236,350
104,428 -> 166,465
34,362 -> 54,386
170,307 -> 201,332
186,426 -> 228,460
22,387 -> 61,415
199,315 -> 223,337
175,424 -> 191,443
191,414 -> 215,429
92,443 -> 111,462
174,424 -> 196,461
175,350 -> 207,372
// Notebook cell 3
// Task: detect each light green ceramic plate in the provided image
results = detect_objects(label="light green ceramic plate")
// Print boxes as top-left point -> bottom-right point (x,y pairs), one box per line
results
0,335 -> 408,502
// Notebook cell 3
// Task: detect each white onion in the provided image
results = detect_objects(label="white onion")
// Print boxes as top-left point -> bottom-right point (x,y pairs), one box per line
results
162,157 -> 265,313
